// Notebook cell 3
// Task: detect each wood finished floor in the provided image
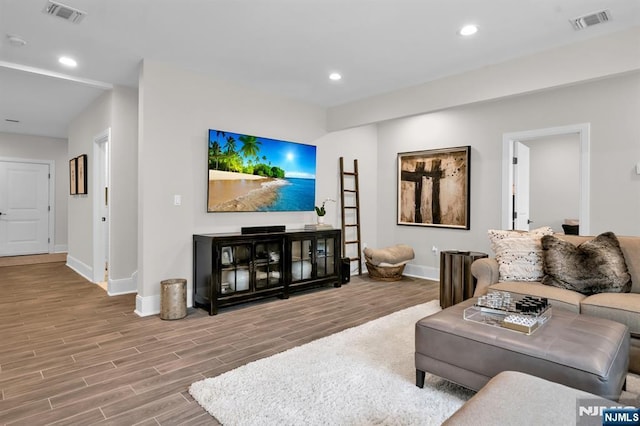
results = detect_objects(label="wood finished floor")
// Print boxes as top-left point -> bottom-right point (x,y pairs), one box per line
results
0,262 -> 439,425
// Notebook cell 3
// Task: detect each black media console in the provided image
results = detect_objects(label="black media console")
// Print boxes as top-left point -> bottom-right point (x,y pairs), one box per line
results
193,228 -> 342,315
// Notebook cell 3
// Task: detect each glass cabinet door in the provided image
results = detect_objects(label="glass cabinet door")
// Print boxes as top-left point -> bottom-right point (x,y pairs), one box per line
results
219,243 -> 252,295
254,240 -> 283,290
291,238 -> 313,282
316,236 -> 335,278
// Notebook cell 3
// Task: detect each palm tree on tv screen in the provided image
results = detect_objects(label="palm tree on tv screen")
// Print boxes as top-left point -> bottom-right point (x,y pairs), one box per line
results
225,136 -> 237,155
209,141 -> 222,169
215,130 -> 226,144
239,135 -> 262,160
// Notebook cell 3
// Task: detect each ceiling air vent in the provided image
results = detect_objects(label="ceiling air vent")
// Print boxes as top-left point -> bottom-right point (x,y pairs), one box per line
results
570,9 -> 611,30
42,0 -> 87,23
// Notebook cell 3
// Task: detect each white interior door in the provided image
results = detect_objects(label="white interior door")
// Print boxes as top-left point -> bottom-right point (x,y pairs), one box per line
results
513,141 -> 531,230
0,161 -> 50,256
93,129 -> 110,284
101,141 -> 109,280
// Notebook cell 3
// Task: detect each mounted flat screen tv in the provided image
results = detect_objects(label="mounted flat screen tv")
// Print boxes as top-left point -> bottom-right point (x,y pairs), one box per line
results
207,129 -> 317,212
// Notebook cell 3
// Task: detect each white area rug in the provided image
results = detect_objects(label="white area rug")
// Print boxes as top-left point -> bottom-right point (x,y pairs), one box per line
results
189,300 -> 474,425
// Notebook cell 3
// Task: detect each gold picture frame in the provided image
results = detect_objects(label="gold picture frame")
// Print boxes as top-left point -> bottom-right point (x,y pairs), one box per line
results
69,157 -> 77,195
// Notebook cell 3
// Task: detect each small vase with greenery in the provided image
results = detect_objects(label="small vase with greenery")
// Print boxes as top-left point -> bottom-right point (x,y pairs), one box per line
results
315,198 -> 335,224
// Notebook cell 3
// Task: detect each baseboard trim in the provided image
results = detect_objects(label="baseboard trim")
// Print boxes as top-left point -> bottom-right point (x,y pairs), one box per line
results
134,280 -> 193,317
361,262 -> 439,281
108,271 -> 138,296
402,264 -> 439,281
135,294 -> 161,317
66,255 -> 93,282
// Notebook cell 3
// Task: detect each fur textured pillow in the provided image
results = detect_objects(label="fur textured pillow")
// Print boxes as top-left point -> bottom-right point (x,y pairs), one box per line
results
488,227 -> 554,282
541,232 -> 631,295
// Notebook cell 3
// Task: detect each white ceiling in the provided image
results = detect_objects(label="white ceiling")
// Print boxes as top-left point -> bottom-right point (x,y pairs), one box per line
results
1,0 -> 639,139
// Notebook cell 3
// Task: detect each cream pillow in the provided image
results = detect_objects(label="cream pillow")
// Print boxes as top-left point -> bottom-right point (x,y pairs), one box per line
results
488,227 -> 554,282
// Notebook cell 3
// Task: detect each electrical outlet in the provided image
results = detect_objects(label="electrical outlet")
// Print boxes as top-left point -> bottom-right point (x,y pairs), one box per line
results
432,245 -> 438,254
363,242 -> 368,250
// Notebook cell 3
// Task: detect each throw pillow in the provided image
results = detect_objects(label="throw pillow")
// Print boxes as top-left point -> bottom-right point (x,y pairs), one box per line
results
488,227 -> 554,282
541,232 -> 631,295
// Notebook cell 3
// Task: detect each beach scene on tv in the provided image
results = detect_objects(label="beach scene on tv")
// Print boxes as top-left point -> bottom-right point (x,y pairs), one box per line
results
207,129 -> 317,212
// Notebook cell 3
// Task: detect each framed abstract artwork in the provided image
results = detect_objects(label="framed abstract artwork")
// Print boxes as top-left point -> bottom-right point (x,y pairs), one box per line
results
76,154 -> 88,195
397,146 -> 471,229
69,157 -> 77,195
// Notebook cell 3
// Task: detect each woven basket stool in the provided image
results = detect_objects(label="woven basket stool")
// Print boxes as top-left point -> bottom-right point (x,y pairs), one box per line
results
365,261 -> 406,282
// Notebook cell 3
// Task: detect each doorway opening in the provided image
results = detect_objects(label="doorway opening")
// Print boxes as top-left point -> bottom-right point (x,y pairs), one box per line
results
92,129 -> 111,291
502,123 -> 590,235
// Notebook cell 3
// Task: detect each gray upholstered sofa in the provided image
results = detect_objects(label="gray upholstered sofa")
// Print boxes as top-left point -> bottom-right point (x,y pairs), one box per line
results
471,234 -> 640,373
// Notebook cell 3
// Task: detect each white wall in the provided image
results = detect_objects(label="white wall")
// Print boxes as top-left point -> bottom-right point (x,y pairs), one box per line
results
67,91 -> 110,277
67,86 -> 138,289
313,125 -> 379,272
523,134 -> 580,233
137,60 -> 365,315
109,86 -> 139,290
376,72 -> 640,273
0,132 -> 68,252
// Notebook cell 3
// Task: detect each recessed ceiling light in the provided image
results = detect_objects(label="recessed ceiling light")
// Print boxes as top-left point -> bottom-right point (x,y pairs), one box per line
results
329,72 -> 342,81
459,24 -> 478,36
58,56 -> 77,67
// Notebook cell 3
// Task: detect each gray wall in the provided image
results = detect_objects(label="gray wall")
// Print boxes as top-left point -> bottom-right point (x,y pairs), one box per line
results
109,87 -> 139,285
0,132 -> 68,252
67,86 -> 139,293
136,60 -> 334,314
68,90 -> 110,275
376,72 -> 640,277
523,134 -> 580,233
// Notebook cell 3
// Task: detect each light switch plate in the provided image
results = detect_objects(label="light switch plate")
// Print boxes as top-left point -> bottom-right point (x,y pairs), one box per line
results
636,162 -> 640,175
174,194 -> 182,206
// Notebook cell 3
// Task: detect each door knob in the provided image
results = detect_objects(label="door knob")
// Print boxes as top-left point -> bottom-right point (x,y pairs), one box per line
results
527,219 -> 534,224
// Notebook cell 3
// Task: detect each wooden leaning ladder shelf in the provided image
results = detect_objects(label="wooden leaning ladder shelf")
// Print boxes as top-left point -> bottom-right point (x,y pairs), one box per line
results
339,157 -> 363,275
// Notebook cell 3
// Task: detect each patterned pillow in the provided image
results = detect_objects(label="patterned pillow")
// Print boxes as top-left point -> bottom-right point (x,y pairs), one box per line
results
541,232 -> 631,295
487,227 -> 554,282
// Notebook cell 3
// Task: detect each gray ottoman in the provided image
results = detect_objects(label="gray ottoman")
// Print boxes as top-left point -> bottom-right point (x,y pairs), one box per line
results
443,371 -> 620,426
415,298 -> 629,400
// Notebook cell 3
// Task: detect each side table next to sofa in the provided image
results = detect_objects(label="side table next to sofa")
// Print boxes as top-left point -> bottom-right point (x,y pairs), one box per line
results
439,250 -> 487,309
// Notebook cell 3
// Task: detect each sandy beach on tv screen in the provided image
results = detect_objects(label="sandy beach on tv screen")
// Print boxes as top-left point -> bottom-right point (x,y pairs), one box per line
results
208,170 -> 287,211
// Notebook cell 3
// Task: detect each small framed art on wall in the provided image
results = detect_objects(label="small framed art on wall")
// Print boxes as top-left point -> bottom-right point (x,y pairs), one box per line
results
69,157 -> 77,195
